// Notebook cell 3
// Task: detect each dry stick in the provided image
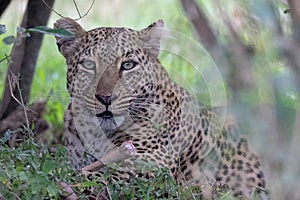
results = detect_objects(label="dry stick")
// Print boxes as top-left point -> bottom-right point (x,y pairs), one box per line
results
178,169 -> 197,200
81,141 -> 136,200
106,187 -> 112,200
7,73 -> 29,129
59,181 -> 77,200
11,192 -> 21,200
97,187 -> 112,200
82,141 -> 136,173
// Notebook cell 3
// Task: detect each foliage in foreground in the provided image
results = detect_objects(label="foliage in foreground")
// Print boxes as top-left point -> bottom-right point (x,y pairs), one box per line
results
0,129 -> 185,199
0,129 -> 70,199
0,128 -> 242,200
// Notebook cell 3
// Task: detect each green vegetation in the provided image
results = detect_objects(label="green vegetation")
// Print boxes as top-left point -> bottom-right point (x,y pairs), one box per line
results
0,129 -> 219,200
0,128 -> 68,199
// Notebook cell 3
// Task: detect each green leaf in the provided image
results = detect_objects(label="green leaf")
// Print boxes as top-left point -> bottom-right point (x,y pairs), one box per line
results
0,24 -> 6,35
27,26 -> 74,38
2,36 -> 16,45
80,181 -> 102,187
42,160 -> 57,174
17,26 -> 26,35
47,183 -> 59,197
18,171 -> 28,181
16,165 -> 24,173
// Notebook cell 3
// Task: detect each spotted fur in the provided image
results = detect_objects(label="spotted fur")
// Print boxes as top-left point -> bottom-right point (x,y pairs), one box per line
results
54,18 -> 268,199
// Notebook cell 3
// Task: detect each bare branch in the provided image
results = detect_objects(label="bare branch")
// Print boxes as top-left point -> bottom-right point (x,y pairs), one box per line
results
41,0 -> 95,20
7,73 -> 29,129
72,0 -> 81,18
77,0 -> 95,20
59,181 -> 77,200
42,0 -> 65,18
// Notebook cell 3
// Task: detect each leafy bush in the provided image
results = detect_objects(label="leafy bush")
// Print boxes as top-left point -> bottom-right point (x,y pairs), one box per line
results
0,129 -> 208,200
0,129 -> 70,199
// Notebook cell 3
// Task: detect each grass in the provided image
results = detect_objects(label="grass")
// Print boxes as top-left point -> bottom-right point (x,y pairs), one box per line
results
0,128 -> 238,200
0,129 -> 68,199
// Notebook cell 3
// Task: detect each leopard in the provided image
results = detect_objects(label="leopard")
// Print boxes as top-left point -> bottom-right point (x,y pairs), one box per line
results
54,18 -> 268,199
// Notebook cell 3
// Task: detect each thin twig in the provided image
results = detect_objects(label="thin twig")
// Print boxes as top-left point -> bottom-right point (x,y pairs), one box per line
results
106,187 -> 112,200
0,54 -> 11,64
177,169 -> 197,200
76,0 -> 95,20
11,192 -> 21,200
42,0 -> 65,18
72,0 -> 82,18
16,83 -> 29,129
41,0 -> 95,20
7,74 -> 21,106
176,158 -> 197,200
7,73 -> 30,129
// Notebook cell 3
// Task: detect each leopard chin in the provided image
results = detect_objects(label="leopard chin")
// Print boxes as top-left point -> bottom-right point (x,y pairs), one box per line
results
97,113 -> 125,138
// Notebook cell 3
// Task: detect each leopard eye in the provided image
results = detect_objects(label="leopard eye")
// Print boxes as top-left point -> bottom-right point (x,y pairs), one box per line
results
81,60 -> 95,70
120,61 -> 137,71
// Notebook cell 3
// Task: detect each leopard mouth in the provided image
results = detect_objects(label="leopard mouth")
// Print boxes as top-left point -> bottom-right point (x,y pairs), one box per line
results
96,110 -> 113,119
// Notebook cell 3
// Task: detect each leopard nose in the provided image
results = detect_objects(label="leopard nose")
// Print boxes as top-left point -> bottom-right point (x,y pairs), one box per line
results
95,94 -> 111,106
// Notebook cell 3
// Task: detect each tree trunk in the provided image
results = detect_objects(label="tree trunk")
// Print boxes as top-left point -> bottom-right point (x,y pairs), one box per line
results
0,0 -> 55,120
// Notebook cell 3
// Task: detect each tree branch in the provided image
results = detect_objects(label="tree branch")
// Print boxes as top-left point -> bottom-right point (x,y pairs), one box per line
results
180,0 -> 217,50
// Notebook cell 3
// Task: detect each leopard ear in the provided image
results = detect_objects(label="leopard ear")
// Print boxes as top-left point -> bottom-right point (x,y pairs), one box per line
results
139,19 -> 164,57
54,18 -> 86,58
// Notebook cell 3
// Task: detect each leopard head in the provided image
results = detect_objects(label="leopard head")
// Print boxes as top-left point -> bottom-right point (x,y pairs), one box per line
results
54,18 -> 167,138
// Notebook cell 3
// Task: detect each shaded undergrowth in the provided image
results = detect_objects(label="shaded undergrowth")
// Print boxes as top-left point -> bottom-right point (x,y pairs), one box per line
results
0,128 -> 240,200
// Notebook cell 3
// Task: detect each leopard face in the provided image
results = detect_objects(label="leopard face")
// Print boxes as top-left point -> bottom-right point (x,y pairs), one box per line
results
54,18 -> 268,199
56,19 -> 168,140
